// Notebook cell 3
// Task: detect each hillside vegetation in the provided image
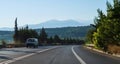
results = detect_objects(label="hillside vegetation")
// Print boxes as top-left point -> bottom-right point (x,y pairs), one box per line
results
36,26 -> 92,39
0,31 -> 13,41
0,26 -> 92,41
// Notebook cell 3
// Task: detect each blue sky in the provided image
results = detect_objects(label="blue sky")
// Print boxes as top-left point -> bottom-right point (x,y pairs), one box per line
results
0,0 -> 113,27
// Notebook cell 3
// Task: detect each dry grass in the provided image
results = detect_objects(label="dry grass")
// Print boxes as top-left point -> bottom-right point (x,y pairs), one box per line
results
6,43 -> 25,48
108,44 -> 120,55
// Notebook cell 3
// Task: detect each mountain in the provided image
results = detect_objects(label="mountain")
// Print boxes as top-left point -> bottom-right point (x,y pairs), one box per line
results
0,19 -> 92,31
0,27 -> 13,31
28,19 -> 84,29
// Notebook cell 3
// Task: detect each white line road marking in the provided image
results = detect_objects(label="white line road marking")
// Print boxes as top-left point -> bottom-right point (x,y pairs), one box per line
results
72,46 -> 86,64
0,47 -> 58,64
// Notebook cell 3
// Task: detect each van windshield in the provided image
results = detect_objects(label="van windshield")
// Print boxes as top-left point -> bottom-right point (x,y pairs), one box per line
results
27,39 -> 36,42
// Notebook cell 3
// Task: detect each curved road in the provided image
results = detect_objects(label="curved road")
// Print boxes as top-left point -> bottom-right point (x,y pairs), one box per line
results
1,45 -> 120,64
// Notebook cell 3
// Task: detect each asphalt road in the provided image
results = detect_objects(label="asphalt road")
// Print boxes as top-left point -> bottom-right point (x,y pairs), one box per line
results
0,46 -> 55,62
0,45 -> 120,64
74,46 -> 120,64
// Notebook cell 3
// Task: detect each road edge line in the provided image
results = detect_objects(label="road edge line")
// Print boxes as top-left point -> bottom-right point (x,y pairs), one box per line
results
71,46 -> 86,64
0,47 -> 58,64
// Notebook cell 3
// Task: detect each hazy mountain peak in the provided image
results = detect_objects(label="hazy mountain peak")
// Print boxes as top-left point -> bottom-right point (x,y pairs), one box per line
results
0,27 -> 13,31
0,19 -> 91,31
28,19 -> 82,29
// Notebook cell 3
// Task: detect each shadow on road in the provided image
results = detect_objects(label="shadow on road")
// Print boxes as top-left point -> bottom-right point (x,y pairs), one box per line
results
0,49 -> 37,53
0,56 -> 12,60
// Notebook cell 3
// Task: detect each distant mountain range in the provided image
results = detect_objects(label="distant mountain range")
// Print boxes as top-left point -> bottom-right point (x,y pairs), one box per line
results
28,19 -> 86,29
0,27 -> 14,31
0,19 -> 92,31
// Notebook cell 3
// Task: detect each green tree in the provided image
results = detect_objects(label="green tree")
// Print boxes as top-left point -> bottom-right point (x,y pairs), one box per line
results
26,25 -> 29,30
47,36 -> 53,45
1,39 -> 6,48
13,17 -> 19,42
39,27 -> 48,45
85,29 -> 95,44
13,21 -> 38,45
92,0 -> 120,51
53,35 -> 61,44
17,27 -> 38,43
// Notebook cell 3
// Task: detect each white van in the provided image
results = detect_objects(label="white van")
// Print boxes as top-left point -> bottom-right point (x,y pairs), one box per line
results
26,38 -> 39,48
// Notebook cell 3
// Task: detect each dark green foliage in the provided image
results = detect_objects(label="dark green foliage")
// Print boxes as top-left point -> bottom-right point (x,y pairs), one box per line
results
37,28 -> 84,45
47,36 -> 84,45
85,28 -> 95,44
26,25 -> 29,30
13,17 -> 19,42
13,18 -> 38,44
1,26 -> 92,41
1,39 -> 6,48
53,35 -> 61,44
62,38 -> 84,45
17,28 -> 38,43
47,36 -> 54,45
38,27 -> 48,45
36,26 -> 92,39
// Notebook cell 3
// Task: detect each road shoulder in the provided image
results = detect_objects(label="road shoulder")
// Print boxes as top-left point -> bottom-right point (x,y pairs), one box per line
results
84,45 -> 120,60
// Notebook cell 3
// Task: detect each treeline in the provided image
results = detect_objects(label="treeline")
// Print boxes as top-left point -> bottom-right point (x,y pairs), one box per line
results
86,0 -> 120,53
13,18 -> 84,46
47,36 -> 84,45
0,26 -> 92,41
13,18 -> 38,46
36,26 -> 92,39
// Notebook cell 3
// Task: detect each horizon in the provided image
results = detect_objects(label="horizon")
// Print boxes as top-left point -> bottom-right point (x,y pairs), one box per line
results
0,19 -> 91,31
0,0 -> 113,28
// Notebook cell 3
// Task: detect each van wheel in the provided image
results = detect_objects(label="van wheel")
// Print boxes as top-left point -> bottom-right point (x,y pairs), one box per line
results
26,45 -> 29,48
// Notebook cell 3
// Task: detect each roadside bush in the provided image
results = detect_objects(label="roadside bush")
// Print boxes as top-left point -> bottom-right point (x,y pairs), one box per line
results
6,41 -> 25,48
14,43 -> 25,47
1,40 -> 7,48
108,44 -> 120,55
13,41 -> 25,47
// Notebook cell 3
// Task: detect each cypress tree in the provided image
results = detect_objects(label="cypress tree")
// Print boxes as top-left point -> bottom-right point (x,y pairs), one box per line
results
13,17 -> 19,42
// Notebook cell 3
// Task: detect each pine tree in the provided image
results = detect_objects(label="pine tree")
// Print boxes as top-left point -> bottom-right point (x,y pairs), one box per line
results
39,27 -> 48,44
92,0 -> 120,51
16,27 -> 38,43
54,35 -> 61,43
26,25 -> 29,30
47,36 -> 53,45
